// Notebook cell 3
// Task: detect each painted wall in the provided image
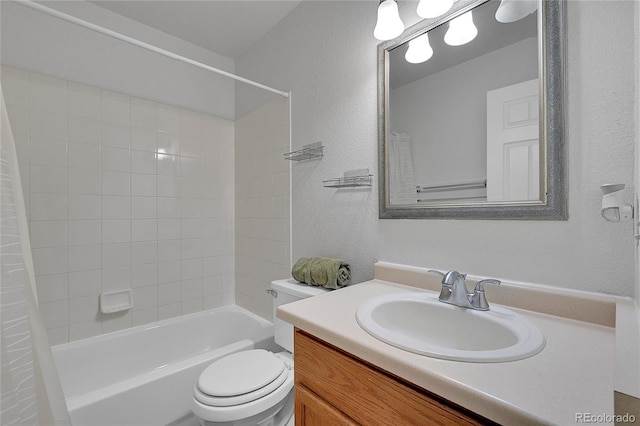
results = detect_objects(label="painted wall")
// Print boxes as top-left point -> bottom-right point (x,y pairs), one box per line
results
237,1 -> 637,296
1,67 -> 235,344
0,1 -> 235,119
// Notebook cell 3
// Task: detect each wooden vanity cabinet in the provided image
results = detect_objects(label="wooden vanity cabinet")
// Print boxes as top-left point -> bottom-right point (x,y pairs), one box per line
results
293,328 -> 496,426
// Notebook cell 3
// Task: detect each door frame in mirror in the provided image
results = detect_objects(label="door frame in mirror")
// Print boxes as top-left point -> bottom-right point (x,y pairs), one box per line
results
378,0 -> 567,220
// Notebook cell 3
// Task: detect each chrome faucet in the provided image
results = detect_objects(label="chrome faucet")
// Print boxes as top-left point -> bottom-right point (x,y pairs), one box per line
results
428,270 -> 501,311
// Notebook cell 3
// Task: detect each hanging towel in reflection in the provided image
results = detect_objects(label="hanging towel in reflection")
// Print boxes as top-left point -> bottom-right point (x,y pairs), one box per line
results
291,257 -> 350,289
389,132 -> 418,204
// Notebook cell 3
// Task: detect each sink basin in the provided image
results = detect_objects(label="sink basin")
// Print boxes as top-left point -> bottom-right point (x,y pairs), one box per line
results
356,292 -> 545,362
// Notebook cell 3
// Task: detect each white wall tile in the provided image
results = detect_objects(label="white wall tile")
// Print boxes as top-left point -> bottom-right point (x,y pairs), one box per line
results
101,147 -> 130,172
158,260 -> 180,284
132,286 -> 157,310
68,194 -> 101,220
132,308 -> 158,327
30,194 -> 67,220
132,263 -> 157,287
39,300 -> 68,329
101,266 -> 131,291
131,219 -> 157,242
30,220 -> 68,248
32,246 -> 68,276
101,92 -> 130,125
131,127 -> 157,152
102,123 -> 130,149
68,116 -> 101,145
131,150 -> 156,175
68,168 -> 100,194
30,165 -> 67,194
102,220 -> 131,243
132,174 -> 156,197
158,282 -> 181,305
30,138 -> 67,167
158,240 -> 181,262
101,171 -> 130,196
36,273 -> 69,303
102,243 -> 132,268
69,245 -> 101,272
68,86 -> 101,120
4,68 -> 239,339
157,219 -> 180,240
157,106 -> 180,134
69,320 -> 102,341
157,175 -> 180,197
69,270 -> 101,298
68,143 -> 99,169
69,295 -> 100,324
102,195 -> 130,219
131,98 -> 157,130
30,110 -> 66,140
132,242 -> 157,265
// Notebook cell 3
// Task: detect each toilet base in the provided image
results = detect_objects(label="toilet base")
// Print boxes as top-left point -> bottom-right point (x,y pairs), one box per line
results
196,389 -> 293,426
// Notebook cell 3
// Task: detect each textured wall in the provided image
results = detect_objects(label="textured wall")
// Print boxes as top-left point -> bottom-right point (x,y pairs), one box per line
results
236,1 -> 636,296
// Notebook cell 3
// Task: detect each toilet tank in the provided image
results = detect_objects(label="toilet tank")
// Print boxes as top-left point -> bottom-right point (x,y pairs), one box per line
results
271,279 -> 329,352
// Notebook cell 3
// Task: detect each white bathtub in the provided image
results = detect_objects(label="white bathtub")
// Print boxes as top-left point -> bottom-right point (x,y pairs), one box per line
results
52,305 -> 279,426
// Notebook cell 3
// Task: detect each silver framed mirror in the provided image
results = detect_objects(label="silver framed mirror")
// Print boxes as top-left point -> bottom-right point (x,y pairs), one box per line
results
378,0 -> 566,219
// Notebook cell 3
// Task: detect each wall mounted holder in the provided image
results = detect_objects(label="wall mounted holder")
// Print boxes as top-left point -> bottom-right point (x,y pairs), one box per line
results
284,142 -> 324,161
324,169 -> 373,188
99,289 -> 134,314
601,184 -> 633,222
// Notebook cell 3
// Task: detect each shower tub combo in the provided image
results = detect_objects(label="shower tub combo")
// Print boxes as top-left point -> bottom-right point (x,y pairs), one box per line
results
52,306 -> 279,426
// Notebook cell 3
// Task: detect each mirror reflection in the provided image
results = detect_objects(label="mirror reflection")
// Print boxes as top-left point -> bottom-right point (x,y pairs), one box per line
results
388,0 -> 539,206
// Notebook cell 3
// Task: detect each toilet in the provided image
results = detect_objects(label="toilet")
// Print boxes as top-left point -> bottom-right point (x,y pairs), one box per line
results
191,279 -> 329,426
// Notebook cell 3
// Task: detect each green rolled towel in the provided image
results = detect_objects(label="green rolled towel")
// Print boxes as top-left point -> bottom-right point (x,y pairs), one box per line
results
291,257 -> 350,289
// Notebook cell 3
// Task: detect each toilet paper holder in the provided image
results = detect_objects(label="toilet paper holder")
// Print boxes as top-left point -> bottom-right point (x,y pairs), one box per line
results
601,184 -> 633,222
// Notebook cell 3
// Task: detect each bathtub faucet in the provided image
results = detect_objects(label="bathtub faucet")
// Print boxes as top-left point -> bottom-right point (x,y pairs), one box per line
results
428,270 -> 501,311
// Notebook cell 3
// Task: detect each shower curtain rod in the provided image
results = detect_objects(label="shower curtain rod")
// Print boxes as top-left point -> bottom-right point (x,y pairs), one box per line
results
14,0 -> 290,98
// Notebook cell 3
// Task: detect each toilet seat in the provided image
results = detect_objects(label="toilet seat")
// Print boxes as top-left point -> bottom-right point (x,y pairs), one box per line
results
195,349 -> 289,406
192,350 -> 294,424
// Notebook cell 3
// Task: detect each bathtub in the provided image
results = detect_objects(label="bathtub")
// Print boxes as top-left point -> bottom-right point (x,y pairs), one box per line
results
52,305 -> 280,426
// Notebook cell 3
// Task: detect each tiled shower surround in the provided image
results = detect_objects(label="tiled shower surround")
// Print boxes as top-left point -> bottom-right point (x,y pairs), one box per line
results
2,66 -> 237,344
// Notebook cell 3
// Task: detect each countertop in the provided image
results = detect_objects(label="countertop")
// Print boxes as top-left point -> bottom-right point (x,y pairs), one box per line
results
278,279 -> 615,426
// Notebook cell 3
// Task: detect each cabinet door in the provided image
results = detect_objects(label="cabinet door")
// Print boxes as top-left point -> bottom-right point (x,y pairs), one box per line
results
295,385 -> 357,426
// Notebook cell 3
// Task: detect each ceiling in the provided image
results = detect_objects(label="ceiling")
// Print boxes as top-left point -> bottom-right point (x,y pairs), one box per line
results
91,0 -> 301,60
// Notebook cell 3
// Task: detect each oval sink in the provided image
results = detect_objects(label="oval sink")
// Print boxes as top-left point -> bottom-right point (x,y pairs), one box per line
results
356,292 -> 545,362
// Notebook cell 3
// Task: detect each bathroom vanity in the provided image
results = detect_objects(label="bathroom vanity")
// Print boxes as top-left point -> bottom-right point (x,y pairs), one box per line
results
278,262 -> 616,425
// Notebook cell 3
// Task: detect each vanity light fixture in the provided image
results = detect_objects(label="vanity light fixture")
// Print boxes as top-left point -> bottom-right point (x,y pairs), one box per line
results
495,0 -> 538,23
444,10 -> 478,46
405,33 -> 434,64
374,0 -> 405,41
416,0 -> 454,19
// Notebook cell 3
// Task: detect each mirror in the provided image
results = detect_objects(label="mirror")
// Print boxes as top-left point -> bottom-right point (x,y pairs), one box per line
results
378,0 -> 566,219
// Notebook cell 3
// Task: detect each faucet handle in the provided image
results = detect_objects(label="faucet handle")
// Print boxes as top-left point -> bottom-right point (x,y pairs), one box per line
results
474,279 -> 501,293
470,279 -> 501,311
427,269 -> 445,277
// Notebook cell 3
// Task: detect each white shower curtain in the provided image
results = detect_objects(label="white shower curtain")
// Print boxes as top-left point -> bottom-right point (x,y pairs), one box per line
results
0,88 -> 70,425
388,132 -> 418,205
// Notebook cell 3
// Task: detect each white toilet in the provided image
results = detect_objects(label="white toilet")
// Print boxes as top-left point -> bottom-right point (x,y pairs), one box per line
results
191,279 -> 329,426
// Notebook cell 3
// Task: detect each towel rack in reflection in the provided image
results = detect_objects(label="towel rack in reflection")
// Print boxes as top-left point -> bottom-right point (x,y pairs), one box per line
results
416,179 -> 487,193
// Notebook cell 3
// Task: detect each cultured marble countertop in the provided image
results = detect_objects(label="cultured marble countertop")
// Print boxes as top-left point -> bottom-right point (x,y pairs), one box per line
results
278,279 -> 615,426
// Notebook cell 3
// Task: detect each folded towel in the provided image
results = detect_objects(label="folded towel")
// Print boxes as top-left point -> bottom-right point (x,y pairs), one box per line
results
291,257 -> 350,289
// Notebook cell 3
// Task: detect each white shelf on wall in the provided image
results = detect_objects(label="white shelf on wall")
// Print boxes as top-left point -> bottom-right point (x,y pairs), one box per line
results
324,168 -> 373,188
284,142 -> 324,161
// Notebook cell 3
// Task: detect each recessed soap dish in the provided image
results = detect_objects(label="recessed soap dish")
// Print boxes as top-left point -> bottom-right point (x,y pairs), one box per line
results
100,289 -> 133,314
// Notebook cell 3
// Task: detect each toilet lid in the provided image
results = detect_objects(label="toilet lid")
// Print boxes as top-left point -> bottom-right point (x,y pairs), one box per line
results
197,349 -> 285,398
